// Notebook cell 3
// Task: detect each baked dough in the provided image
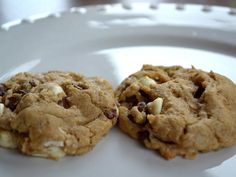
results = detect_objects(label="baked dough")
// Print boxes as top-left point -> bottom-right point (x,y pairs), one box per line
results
116,65 -> 236,159
0,71 -> 118,160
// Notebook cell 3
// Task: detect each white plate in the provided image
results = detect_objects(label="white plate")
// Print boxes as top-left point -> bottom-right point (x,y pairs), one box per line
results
0,3 -> 236,177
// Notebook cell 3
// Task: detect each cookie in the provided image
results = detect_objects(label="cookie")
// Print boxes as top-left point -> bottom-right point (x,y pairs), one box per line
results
116,65 -> 236,159
0,71 -> 118,160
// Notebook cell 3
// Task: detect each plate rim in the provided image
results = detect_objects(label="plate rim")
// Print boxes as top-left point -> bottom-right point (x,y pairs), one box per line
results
1,2 -> 236,31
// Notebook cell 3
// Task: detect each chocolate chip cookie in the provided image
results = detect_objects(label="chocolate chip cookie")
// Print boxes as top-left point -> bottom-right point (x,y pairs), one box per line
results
116,65 -> 236,159
0,71 -> 118,160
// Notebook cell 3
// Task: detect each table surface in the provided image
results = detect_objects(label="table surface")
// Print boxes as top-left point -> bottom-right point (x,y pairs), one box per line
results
0,0 -> 236,25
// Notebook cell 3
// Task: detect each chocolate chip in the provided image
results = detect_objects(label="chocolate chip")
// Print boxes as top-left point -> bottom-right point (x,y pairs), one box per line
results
73,83 -> 88,90
137,102 -> 146,112
104,109 -> 117,119
0,84 -> 6,96
139,90 -> 151,103
125,96 -> 138,106
138,131 -> 149,141
6,95 -> 21,111
58,100 -> 63,106
183,127 -> 188,134
194,85 -> 205,99
58,97 -> 70,109
128,114 -> 134,121
29,80 -> 36,87
13,89 -> 28,95
140,90 -> 149,99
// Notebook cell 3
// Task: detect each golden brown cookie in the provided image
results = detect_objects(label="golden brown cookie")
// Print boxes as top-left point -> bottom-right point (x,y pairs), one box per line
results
0,71 -> 118,160
116,65 -> 236,159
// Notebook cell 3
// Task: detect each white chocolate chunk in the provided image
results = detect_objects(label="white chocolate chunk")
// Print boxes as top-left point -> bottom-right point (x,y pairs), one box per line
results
139,76 -> 156,87
47,146 -> 65,159
32,153 -> 48,158
44,140 -> 64,147
147,97 -> 163,115
46,83 -> 64,95
58,127 -> 67,135
115,106 -> 119,118
0,103 -> 4,116
0,130 -> 17,148
32,146 -> 65,159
